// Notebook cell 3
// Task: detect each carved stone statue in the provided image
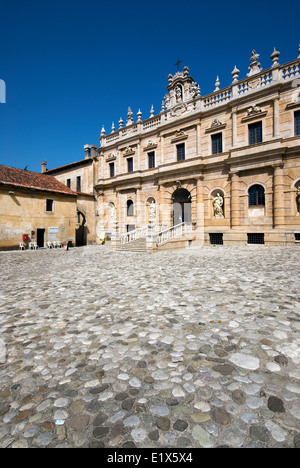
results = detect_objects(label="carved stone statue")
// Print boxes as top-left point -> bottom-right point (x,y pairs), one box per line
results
149,200 -> 156,221
213,193 -> 224,218
110,204 -> 117,225
175,85 -> 182,102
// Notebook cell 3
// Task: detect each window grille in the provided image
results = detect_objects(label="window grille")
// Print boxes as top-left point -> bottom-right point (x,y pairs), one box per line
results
249,184 -> 265,206
247,233 -> 264,244
249,121 -> 262,145
209,233 -> 223,245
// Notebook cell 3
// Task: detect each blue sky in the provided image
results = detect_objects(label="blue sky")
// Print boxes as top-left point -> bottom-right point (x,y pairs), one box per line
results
0,0 -> 299,173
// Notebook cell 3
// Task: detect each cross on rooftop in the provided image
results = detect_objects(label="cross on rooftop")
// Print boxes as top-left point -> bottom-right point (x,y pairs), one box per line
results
174,58 -> 183,71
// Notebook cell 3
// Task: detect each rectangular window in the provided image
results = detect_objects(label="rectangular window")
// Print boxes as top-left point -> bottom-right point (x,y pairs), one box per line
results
177,143 -> 185,161
46,199 -> 54,212
109,162 -> 115,178
249,121 -> 262,145
247,233 -> 264,244
295,233 -> 300,242
127,157 -> 133,173
295,111 -> 300,136
148,151 -> 155,169
211,133 -> 223,154
209,233 -> 223,245
76,176 -> 81,192
67,178 -> 71,188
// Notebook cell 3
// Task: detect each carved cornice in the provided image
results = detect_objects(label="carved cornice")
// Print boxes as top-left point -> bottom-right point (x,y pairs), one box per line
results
241,105 -> 268,122
171,130 -> 188,143
105,153 -> 117,162
205,119 -> 227,133
122,146 -> 135,157
143,140 -> 158,152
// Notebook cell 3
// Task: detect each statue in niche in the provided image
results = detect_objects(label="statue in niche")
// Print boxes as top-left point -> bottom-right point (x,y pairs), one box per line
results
296,188 -> 300,215
213,193 -> 224,218
110,204 -> 117,222
175,85 -> 183,102
149,200 -> 156,222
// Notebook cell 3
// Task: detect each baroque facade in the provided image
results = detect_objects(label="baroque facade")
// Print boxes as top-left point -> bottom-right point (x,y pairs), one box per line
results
46,46 -> 300,249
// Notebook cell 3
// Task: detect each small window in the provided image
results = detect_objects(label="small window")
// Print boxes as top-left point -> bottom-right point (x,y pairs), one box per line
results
211,133 -> 223,154
67,178 -> 71,188
177,143 -> 185,161
295,111 -> 300,136
46,199 -> 54,212
247,233 -> 264,244
249,184 -> 265,206
127,157 -> 133,173
127,199 -> 134,216
209,233 -> 223,245
295,233 -> 300,242
109,162 -> 115,178
148,151 -> 155,169
76,176 -> 81,192
249,121 -> 262,145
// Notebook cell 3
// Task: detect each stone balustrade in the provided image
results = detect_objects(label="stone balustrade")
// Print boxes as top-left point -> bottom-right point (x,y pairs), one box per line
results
99,51 -> 300,149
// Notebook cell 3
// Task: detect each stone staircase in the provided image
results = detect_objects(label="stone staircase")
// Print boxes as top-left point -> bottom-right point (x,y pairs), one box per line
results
116,237 -> 148,252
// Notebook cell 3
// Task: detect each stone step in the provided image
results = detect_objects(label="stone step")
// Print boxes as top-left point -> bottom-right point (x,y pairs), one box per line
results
116,237 -> 147,252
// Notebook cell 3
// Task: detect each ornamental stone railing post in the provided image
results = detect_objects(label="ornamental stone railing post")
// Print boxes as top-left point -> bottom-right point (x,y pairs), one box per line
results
111,216 -> 120,250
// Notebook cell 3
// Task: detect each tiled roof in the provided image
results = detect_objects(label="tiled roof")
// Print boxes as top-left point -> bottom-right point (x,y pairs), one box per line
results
0,165 -> 77,196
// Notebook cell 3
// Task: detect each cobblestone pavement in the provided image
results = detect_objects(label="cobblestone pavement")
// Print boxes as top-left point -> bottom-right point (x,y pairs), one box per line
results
0,245 -> 300,448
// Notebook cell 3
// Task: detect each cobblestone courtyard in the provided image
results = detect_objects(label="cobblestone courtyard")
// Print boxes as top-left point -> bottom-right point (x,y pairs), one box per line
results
0,245 -> 299,448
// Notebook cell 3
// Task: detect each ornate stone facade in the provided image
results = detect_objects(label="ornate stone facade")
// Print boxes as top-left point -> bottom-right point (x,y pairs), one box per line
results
47,46 -> 300,248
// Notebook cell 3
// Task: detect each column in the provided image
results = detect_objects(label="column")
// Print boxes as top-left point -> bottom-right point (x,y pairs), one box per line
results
273,97 -> 280,138
232,108 -> 237,147
196,123 -> 201,155
160,136 -> 164,165
196,177 -> 205,244
230,171 -> 240,227
273,163 -> 285,228
136,187 -> 141,228
158,184 -> 165,225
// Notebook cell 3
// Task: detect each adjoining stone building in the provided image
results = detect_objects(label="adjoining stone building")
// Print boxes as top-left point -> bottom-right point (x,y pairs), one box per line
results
47,46 -> 300,249
0,165 -> 77,250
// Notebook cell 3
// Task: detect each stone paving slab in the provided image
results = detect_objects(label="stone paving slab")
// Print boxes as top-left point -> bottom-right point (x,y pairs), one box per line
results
0,245 -> 299,448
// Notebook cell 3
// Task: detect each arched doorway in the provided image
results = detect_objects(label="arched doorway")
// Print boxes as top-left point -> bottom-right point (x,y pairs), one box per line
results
172,188 -> 192,226
76,210 -> 87,246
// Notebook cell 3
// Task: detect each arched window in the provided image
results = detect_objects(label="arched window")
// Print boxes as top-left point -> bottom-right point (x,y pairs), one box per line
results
127,199 -> 134,216
248,184 -> 265,206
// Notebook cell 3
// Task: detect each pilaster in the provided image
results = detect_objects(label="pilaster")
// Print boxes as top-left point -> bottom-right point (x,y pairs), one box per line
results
273,163 -> 285,228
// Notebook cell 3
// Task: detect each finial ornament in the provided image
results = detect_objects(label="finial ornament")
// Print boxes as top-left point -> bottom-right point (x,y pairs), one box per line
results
214,76 -> 220,91
119,117 -> 124,128
271,47 -> 280,67
150,105 -> 154,117
231,65 -> 240,82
